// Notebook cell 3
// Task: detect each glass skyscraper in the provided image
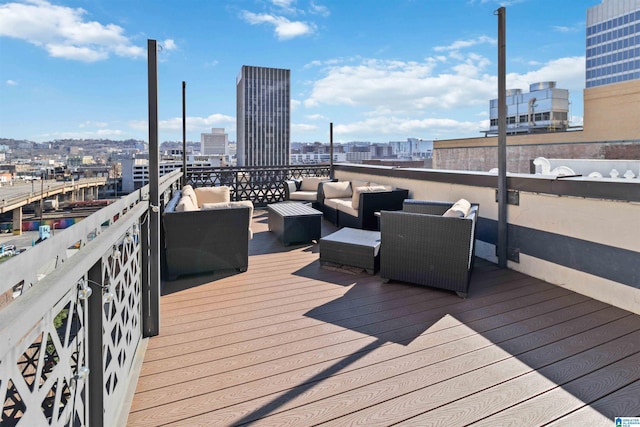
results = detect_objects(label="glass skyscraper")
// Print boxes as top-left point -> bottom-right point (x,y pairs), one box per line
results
236,66 -> 291,166
586,0 -> 640,88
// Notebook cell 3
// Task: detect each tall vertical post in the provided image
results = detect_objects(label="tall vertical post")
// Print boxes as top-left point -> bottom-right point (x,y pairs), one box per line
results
87,260 -> 104,427
182,81 -> 187,188
496,7 -> 508,268
145,39 -> 160,336
329,122 -> 334,179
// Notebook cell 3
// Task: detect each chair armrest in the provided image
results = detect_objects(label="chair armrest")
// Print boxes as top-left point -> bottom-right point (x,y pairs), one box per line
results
402,199 -> 452,215
284,180 -> 298,200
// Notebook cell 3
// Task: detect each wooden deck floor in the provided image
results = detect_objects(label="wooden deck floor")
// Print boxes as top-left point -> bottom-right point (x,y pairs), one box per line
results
128,210 -> 640,426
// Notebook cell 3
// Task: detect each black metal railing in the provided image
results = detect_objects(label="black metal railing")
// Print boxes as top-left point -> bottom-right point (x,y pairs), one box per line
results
185,165 -> 331,206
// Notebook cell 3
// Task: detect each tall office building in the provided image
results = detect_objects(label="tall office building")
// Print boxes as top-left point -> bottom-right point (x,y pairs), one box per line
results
201,128 -> 228,155
586,0 -> 640,88
236,66 -> 290,166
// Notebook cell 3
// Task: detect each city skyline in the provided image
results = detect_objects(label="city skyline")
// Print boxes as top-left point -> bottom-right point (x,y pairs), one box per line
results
0,0 -> 599,144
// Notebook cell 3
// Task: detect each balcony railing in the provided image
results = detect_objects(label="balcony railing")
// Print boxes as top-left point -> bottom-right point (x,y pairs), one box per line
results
0,169 -> 181,427
186,164 -> 331,206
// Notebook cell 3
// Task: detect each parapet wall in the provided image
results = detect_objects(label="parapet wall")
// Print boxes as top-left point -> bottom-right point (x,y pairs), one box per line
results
434,139 -> 640,173
334,163 -> 640,315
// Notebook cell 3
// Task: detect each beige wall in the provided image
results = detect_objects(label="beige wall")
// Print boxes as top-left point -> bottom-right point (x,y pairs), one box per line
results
334,167 -> 640,315
434,79 -> 640,172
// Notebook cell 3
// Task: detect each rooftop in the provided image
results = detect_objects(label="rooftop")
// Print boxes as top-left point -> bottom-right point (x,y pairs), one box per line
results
127,210 -> 640,426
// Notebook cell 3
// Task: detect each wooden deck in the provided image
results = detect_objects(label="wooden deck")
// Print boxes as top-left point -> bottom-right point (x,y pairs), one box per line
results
128,210 -> 640,426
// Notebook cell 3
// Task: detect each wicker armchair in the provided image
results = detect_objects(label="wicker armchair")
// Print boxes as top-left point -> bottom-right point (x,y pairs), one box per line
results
379,199 -> 479,298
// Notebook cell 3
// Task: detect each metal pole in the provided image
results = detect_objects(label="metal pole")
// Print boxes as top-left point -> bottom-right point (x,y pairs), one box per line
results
329,122 -> 334,179
40,177 -> 44,226
182,81 -> 187,188
145,39 -> 160,336
496,7 -> 508,268
87,261 -> 104,427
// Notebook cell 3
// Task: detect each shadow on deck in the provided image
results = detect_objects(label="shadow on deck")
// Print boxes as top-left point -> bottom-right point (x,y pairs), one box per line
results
129,210 -> 640,426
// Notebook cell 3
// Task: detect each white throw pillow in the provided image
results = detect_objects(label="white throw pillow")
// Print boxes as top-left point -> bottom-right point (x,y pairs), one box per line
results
322,181 -> 352,199
175,195 -> 197,212
181,185 -> 198,207
194,186 -> 230,207
443,198 -> 471,218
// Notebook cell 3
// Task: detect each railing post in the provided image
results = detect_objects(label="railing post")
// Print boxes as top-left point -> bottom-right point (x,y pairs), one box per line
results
145,39 -> 161,337
496,6 -> 508,268
329,122 -> 334,180
87,260 -> 104,427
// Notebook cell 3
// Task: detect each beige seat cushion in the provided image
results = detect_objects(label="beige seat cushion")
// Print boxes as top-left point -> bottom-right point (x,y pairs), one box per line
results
289,191 -> 317,201
334,199 -> 358,217
322,181 -> 352,199
324,197 -> 351,210
300,177 -> 327,191
175,195 -> 197,212
443,198 -> 472,218
194,186 -> 230,208
351,185 -> 390,210
181,185 -> 198,207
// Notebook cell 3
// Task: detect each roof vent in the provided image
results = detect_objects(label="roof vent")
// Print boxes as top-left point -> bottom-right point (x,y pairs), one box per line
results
529,81 -> 556,91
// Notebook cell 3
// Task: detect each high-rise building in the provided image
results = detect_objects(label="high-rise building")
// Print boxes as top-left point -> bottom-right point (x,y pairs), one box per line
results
586,0 -> 640,88
236,66 -> 290,166
201,128 -> 228,155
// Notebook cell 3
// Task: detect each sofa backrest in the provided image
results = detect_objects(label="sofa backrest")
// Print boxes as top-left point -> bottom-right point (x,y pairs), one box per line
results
322,181 -> 353,199
194,186 -> 230,207
300,176 -> 328,192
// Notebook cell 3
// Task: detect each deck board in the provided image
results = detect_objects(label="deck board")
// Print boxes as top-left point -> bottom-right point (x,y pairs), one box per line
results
128,210 -> 640,426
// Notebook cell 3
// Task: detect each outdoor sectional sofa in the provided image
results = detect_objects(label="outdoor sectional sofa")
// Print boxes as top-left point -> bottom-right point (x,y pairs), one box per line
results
162,185 -> 253,280
317,180 -> 409,230
283,176 -> 333,209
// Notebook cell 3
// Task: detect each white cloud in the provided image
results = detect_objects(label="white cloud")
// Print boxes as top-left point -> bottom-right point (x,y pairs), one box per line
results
130,113 -> 236,133
41,129 -> 125,139
299,54 -> 585,141
292,123 -> 318,133
309,1 -> 330,17
303,56 -> 493,112
241,11 -> 316,39
571,115 -> 584,126
331,116 -> 484,141
161,39 -> 177,51
305,114 -> 327,120
271,0 -> 296,12
0,0 -> 145,62
506,56 -> 585,93
434,35 -> 496,52
79,121 -> 108,128
6,79 -> 18,86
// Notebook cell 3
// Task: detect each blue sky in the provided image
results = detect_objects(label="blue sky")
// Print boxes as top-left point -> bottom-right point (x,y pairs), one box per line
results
0,0 -> 600,144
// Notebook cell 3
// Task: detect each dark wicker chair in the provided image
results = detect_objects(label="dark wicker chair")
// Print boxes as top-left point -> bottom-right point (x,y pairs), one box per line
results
379,199 -> 479,298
